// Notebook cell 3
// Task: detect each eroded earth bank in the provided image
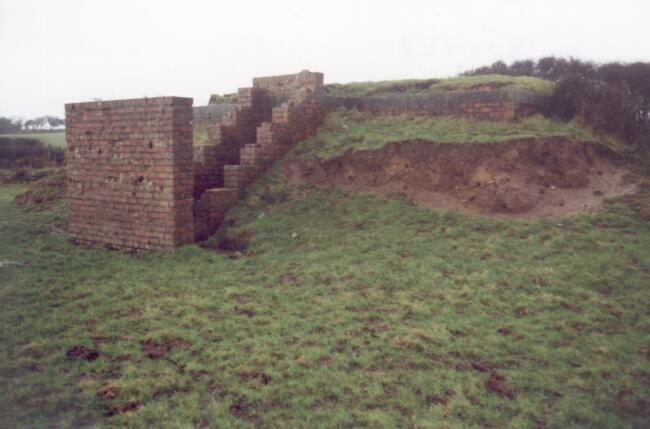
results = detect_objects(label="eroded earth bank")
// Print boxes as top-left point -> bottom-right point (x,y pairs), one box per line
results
288,139 -> 636,218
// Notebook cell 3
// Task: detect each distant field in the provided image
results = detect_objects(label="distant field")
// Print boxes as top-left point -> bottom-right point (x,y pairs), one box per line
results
0,132 -> 66,147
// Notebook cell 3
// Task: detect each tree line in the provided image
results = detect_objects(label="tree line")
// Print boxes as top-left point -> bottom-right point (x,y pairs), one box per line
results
0,116 -> 65,134
463,57 -> 650,152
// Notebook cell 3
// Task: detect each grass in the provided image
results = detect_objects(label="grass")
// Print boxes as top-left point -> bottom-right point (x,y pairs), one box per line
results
1,132 -> 66,147
292,109 -> 626,161
1,163 -> 650,427
325,74 -> 554,98
194,127 -> 209,145
13,168 -> 66,210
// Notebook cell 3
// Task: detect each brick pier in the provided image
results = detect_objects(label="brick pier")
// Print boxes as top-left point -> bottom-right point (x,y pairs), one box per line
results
65,97 -> 194,250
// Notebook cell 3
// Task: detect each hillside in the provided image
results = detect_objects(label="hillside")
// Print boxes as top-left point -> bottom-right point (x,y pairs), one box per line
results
291,109 -> 623,161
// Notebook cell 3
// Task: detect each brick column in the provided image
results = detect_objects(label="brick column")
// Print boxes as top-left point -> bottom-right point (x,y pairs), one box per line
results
65,97 -> 194,251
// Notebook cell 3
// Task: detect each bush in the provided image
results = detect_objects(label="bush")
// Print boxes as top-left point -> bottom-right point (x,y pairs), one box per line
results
0,137 -> 64,168
464,58 -> 650,151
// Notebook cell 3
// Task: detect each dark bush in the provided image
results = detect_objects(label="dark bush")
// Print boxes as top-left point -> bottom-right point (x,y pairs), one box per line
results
547,75 -> 593,120
0,137 -> 65,168
463,57 -> 650,151
463,56 -> 598,80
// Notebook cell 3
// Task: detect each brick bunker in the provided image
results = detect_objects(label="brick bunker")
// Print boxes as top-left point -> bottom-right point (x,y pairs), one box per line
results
65,70 -> 543,250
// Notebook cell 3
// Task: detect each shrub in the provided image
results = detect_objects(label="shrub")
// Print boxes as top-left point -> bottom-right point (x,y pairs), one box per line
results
0,137 -> 65,168
464,58 -> 650,151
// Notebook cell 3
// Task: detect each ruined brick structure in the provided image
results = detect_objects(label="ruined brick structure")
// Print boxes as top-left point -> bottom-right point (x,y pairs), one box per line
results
66,71 -> 326,250
65,97 -> 194,250
193,71 -> 325,240
66,70 -> 542,251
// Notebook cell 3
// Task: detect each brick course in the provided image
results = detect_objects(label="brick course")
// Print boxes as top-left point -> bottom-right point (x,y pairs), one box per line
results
65,97 -> 194,251
320,88 -> 542,120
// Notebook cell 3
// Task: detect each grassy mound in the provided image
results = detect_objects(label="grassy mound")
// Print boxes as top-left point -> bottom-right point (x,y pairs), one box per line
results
14,168 -> 66,210
292,109 -> 625,161
325,74 -> 554,98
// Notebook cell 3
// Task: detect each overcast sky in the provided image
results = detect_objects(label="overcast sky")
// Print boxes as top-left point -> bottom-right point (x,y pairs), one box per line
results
1,0 -> 649,118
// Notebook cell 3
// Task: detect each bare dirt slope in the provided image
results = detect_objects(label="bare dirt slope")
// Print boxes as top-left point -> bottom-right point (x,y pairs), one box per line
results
288,139 -> 635,218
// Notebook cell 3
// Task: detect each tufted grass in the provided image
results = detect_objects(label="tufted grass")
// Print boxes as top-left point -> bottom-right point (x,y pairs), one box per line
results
1,164 -> 649,428
291,109 -> 626,161
193,126 -> 209,145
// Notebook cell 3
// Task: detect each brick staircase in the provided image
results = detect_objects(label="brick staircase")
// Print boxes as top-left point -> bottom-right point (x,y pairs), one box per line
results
193,71 -> 325,241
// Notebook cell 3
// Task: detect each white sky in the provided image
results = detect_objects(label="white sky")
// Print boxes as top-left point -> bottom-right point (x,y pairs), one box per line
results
1,0 -> 649,118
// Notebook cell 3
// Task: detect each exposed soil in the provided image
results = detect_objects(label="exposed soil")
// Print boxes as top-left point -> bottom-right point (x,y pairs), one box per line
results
140,337 -> 190,359
486,372 -> 516,399
106,401 -> 139,417
287,139 -> 635,218
14,168 -> 66,211
66,345 -> 99,361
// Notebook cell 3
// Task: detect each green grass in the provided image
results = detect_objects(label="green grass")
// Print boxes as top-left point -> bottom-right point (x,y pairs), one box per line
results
292,109 -> 625,161
325,74 -> 554,98
1,165 -> 650,427
193,127 -> 209,145
1,132 -> 66,147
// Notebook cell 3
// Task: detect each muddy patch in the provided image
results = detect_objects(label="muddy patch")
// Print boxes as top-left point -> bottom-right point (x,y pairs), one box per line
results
66,345 -> 100,361
140,337 -> 190,359
486,372 -> 516,399
288,139 -> 635,218
106,401 -> 139,416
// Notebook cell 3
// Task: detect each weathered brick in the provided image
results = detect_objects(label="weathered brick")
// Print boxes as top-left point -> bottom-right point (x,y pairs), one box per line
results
65,96 -> 194,251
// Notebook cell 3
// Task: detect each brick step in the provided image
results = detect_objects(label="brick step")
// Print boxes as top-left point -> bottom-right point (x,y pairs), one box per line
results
193,72 -> 326,242
194,188 -> 238,241
223,164 -> 260,191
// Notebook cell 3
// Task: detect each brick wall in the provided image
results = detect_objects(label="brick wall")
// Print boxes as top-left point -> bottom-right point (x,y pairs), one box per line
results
193,87 -> 274,199
195,71 -> 327,239
320,88 -> 543,120
253,70 -> 324,103
193,188 -> 238,241
65,97 -> 194,251
193,104 -> 236,128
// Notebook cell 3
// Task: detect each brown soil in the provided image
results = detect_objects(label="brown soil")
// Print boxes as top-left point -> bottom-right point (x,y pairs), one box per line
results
14,168 -> 66,211
140,337 -> 190,359
106,401 -> 139,417
66,345 -> 99,361
287,139 -> 635,218
486,372 -> 516,399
